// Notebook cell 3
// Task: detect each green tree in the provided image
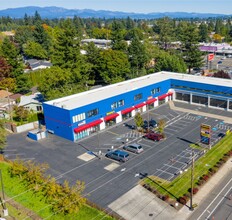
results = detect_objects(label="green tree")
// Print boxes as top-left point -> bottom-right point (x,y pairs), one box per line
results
23,41 -> 48,59
154,52 -> 187,73
97,49 -> 130,84
154,17 -> 174,50
14,106 -> 29,121
51,19 -> 81,69
199,23 -> 209,42
38,66 -> 80,100
134,112 -> 144,129
128,35 -> 149,76
33,23 -> 51,51
157,119 -> 166,137
179,24 -> 204,73
15,74 -> 32,93
14,26 -> 35,50
0,37 -> 23,78
111,20 -> 127,51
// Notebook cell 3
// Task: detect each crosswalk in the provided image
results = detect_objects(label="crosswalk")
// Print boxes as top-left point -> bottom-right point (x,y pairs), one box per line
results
214,123 -> 232,131
121,130 -> 144,139
182,114 -> 202,121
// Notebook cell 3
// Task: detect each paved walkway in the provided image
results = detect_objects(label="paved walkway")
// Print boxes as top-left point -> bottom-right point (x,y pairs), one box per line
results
169,101 -> 232,124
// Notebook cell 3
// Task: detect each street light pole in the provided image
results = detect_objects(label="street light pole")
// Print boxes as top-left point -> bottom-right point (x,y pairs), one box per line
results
190,151 -> 195,211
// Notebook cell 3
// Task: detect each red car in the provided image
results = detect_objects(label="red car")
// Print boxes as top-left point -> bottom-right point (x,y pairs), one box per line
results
143,132 -> 163,141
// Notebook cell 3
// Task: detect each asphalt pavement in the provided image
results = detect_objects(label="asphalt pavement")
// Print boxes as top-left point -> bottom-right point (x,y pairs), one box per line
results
5,102 -> 232,219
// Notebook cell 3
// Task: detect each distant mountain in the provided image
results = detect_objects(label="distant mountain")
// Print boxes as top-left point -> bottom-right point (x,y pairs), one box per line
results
0,6 -> 229,19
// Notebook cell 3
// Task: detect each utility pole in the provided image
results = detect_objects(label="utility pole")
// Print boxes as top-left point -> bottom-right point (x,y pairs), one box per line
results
6,88 -> 12,121
190,151 -> 195,211
0,170 -> 8,216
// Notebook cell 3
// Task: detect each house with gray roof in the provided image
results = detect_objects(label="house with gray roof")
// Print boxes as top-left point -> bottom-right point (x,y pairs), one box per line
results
18,92 -> 44,112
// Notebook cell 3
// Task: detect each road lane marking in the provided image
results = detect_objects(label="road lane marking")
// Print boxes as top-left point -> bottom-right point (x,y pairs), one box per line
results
196,177 -> 232,220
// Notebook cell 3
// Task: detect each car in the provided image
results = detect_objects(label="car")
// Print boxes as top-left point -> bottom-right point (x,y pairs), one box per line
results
218,61 -> 222,64
143,132 -> 163,141
105,149 -> 129,162
149,119 -> 157,127
123,143 -> 143,154
227,55 -> 232,58
218,132 -> 225,138
221,56 -> 226,60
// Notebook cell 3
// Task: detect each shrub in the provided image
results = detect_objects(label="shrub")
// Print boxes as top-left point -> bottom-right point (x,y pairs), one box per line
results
188,187 -> 199,194
202,175 -> 209,181
209,167 -> 217,174
162,195 -> 170,201
184,192 -> 191,198
193,187 -> 199,194
178,196 -> 188,205
197,179 -> 205,186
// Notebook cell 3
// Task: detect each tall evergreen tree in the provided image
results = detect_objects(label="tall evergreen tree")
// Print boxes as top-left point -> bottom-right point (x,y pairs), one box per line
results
179,24 -> 204,73
128,35 -> 149,76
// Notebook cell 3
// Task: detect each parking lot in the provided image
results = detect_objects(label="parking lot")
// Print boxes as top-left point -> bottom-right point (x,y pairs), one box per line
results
5,102 -> 232,214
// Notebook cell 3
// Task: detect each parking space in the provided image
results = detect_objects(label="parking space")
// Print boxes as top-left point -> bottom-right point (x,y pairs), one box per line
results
5,102 -> 232,210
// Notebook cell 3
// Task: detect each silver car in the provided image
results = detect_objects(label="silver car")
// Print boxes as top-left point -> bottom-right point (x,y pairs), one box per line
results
123,143 -> 143,154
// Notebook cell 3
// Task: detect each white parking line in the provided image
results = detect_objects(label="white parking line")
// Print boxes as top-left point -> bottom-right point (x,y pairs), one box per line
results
163,163 -> 180,170
157,169 -> 174,176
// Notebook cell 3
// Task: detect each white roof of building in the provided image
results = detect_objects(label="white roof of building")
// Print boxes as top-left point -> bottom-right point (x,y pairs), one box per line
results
19,92 -> 43,107
44,71 -> 232,110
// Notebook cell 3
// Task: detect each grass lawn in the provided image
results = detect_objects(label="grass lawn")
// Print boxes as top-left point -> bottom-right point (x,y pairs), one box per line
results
143,133 -> 232,199
0,162 -> 115,220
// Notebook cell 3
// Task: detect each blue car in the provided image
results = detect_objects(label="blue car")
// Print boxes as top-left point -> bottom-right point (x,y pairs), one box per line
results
105,149 -> 129,162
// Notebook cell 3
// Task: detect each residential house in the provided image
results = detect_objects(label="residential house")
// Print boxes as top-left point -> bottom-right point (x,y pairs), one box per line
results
25,59 -> 52,72
18,92 -> 44,112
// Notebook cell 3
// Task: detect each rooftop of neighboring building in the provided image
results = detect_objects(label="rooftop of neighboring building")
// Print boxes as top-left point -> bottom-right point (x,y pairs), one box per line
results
18,92 -> 44,107
0,90 -> 13,98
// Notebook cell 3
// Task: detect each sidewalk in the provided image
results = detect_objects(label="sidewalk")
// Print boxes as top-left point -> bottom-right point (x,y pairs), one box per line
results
169,101 -> 232,124
174,158 -> 232,220
168,101 -> 232,219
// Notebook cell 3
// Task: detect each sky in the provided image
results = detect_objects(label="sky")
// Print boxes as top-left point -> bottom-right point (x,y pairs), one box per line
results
0,0 -> 231,15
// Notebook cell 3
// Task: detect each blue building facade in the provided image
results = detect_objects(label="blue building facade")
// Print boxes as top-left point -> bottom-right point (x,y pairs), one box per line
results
43,72 -> 232,142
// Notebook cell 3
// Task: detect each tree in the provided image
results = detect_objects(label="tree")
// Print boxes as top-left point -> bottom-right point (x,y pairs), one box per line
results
154,52 -> 187,73
23,41 -> 48,59
0,56 -> 12,79
111,20 -> 127,51
33,23 -> 51,51
199,23 -> 209,42
128,35 -> 149,76
97,49 -> 130,84
154,17 -> 174,50
38,66 -> 79,100
14,106 -> 29,121
15,74 -> 32,93
0,37 -> 23,78
134,112 -> 144,129
157,119 -> 166,136
14,26 -> 35,50
51,19 -> 81,69
179,24 -> 204,73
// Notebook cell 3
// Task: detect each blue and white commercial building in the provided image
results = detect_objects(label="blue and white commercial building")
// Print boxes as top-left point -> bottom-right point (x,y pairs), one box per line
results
43,71 -> 232,142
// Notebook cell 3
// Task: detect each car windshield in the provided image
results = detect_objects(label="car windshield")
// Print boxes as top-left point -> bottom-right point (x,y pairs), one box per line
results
138,146 -> 142,149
